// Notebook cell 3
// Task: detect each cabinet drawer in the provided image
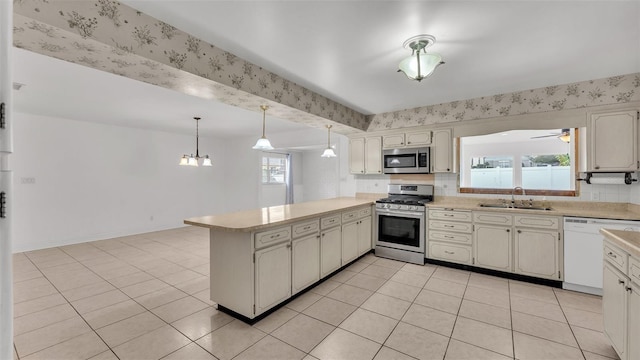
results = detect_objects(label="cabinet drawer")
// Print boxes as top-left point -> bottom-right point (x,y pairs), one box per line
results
255,226 -> 291,249
429,242 -> 472,265
429,231 -> 472,245
343,206 -> 370,223
514,215 -> 559,230
474,212 -> 513,226
429,220 -> 473,233
429,209 -> 472,222
321,214 -> 342,229
358,206 -> 372,218
604,241 -> 628,274
630,256 -> 640,285
292,220 -> 319,238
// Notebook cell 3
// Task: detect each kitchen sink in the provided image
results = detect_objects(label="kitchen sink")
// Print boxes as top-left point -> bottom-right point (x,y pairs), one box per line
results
478,203 -> 552,211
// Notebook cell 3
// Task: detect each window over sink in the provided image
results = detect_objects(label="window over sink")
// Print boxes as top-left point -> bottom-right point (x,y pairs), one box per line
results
459,129 -> 578,196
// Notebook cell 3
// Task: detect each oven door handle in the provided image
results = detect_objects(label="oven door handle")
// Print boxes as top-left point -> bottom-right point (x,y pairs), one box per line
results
376,210 -> 425,217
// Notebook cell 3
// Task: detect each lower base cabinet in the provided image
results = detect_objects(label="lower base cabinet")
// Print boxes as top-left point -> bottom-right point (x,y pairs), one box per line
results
514,228 -> 560,279
342,221 -> 359,264
474,224 -> 512,272
357,217 -> 372,256
320,226 -> 342,277
292,233 -> 320,295
603,261 -> 628,359
628,281 -> 640,360
255,241 -> 291,315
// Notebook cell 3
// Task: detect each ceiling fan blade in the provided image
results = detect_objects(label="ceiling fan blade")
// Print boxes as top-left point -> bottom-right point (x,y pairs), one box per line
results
530,134 -> 560,139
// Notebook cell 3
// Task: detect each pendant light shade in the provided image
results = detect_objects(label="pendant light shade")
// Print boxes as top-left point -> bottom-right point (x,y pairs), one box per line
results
179,117 -> 212,167
398,35 -> 444,82
253,105 -> 274,150
321,125 -> 337,158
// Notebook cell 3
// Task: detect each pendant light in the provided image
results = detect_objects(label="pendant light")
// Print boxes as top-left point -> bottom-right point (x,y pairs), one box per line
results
252,105 -> 274,150
179,117 -> 212,167
398,34 -> 444,82
321,125 -> 337,158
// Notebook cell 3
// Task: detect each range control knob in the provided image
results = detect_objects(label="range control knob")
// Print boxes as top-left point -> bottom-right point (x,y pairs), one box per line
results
391,204 -> 400,210
408,206 -> 417,211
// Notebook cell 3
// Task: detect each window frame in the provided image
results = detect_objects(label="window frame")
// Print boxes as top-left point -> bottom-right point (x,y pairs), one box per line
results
261,153 -> 288,185
457,128 -> 580,197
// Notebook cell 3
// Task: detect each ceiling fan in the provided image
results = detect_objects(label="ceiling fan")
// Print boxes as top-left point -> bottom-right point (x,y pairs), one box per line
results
531,128 -> 571,143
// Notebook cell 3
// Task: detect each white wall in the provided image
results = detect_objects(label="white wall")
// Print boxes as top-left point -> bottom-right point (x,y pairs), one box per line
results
13,113 -> 227,252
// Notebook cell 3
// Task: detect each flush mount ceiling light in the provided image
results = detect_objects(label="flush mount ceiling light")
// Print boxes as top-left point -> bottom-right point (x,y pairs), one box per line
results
252,105 -> 274,150
321,124 -> 337,158
398,34 -> 444,82
179,116 -> 212,167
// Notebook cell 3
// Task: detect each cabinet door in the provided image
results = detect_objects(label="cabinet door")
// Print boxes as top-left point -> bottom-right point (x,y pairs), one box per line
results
365,137 -> 383,174
342,221 -> 359,264
628,282 -> 640,360
406,131 -> 431,147
255,242 -> 291,315
292,234 -> 320,295
382,134 -> 405,149
589,110 -> 639,171
349,138 -> 365,174
358,217 -> 372,256
474,225 -> 512,272
514,228 -> 560,280
603,262 -> 627,358
432,129 -> 453,173
321,226 -> 342,277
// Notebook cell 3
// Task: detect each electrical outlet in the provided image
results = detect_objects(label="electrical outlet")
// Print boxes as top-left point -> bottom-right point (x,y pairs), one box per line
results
591,192 -> 600,201
21,177 -> 36,184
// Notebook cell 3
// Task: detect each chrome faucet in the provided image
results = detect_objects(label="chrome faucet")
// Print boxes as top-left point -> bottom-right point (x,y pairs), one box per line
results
511,186 -> 525,204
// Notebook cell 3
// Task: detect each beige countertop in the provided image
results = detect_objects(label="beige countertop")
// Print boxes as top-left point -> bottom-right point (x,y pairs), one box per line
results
600,229 -> 640,259
428,197 -> 640,220
184,197 -> 374,232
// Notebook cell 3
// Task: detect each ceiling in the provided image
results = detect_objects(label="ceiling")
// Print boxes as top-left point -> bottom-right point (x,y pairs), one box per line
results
13,1 -> 640,137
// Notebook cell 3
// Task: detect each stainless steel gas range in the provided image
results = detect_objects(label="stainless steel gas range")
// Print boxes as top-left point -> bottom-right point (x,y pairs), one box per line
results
374,184 -> 433,264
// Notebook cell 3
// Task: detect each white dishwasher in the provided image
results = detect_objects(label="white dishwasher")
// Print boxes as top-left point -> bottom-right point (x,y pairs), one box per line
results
563,217 -> 640,295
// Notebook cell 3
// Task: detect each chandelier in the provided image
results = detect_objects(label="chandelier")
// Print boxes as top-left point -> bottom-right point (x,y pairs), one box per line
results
179,117 -> 212,167
398,34 -> 444,82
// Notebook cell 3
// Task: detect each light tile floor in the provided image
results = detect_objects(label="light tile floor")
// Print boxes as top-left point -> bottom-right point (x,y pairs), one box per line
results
12,227 -> 619,360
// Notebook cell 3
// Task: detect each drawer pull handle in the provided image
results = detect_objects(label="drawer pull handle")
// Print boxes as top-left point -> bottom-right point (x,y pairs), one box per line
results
444,225 -> 454,228
444,235 -> 454,239
270,234 -> 281,239
444,250 -> 455,255
444,214 -> 454,217
608,252 -> 617,259
303,226 -> 310,230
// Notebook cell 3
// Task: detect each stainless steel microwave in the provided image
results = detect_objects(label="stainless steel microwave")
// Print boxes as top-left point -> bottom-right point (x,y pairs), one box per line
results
382,147 -> 430,174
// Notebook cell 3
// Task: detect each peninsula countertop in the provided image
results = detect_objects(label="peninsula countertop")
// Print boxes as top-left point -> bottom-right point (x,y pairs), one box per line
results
600,228 -> 640,259
184,197 -> 374,232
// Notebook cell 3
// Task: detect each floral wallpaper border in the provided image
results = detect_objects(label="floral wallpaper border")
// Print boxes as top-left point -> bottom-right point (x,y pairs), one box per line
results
12,0 -> 368,134
12,0 -> 640,135
367,73 -> 640,130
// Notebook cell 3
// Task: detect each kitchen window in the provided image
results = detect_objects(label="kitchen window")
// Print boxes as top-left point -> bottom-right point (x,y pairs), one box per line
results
459,129 -> 578,196
261,153 -> 287,184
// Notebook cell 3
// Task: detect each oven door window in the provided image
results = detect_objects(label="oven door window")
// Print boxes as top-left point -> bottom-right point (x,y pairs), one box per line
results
384,154 -> 416,168
378,215 -> 421,247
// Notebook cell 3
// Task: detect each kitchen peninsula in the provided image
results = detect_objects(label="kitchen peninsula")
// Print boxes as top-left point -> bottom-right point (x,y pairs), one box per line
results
184,197 -> 374,322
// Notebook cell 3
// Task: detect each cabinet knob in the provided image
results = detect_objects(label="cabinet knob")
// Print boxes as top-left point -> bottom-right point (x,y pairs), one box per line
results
619,279 -> 625,285
447,168 -> 450,171
517,230 -> 522,233
594,165 -> 600,169
407,141 -> 411,144
608,252 -> 617,259
506,229 -> 510,232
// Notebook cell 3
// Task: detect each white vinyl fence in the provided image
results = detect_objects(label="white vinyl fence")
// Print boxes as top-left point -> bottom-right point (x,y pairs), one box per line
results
470,166 -> 571,190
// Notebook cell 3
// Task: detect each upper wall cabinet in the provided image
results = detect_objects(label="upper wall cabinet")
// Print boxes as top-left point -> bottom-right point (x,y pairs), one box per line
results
431,129 -> 454,173
349,137 -> 382,174
588,109 -> 639,172
382,131 -> 432,149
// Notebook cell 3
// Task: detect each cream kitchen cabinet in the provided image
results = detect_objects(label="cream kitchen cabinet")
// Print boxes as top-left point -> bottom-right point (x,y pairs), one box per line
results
588,109 -> 639,172
342,206 -> 372,264
349,136 -> 382,174
471,211 -> 561,278
291,220 -> 320,295
382,131 -> 432,149
431,128 -> 453,173
474,223 -> 512,272
320,225 -> 342,277
601,235 -> 640,360
255,240 -> 291,315
427,208 -> 473,265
